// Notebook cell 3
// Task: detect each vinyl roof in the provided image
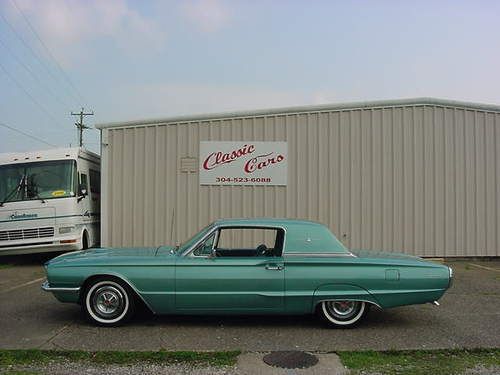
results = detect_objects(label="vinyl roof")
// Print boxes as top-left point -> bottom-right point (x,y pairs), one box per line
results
96,97 -> 500,130
213,218 -> 324,227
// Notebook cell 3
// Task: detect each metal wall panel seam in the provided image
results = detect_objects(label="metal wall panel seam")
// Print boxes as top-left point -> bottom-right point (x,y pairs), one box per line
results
496,114 -> 500,254
101,129 -> 109,246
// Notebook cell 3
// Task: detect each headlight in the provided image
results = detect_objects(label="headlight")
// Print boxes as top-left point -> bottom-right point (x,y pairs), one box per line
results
59,226 -> 75,234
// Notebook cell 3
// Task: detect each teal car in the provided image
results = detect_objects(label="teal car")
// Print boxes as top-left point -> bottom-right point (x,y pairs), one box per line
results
42,218 -> 453,327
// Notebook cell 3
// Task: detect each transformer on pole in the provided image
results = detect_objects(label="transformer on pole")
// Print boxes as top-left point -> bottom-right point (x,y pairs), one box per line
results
71,108 -> 93,147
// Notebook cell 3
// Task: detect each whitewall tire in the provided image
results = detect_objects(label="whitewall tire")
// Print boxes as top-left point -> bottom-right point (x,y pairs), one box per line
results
319,300 -> 367,328
83,278 -> 135,326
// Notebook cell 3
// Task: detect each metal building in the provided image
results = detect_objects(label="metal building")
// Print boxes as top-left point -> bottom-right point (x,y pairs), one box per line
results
96,98 -> 500,257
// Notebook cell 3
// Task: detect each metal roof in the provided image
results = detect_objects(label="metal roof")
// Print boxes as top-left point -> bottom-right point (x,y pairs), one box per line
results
96,97 -> 500,130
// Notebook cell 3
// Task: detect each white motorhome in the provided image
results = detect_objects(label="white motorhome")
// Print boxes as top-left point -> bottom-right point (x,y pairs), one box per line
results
0,148 -> 100,255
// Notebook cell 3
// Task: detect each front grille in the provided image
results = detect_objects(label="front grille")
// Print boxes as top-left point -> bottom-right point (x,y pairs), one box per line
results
0,227 -> 55,242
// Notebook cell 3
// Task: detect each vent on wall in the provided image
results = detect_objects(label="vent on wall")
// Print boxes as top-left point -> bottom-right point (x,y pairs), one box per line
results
180,157 -> 197,173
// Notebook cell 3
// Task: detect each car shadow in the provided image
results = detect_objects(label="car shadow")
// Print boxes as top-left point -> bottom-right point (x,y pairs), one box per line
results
0,251 -> 64,265
121,305 -> 411,329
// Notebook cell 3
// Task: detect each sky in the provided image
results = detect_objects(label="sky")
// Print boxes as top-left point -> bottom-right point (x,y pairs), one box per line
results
0,0 -> 499,154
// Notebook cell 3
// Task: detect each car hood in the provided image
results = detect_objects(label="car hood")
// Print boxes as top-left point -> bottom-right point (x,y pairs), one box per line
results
46,246 -> 175,266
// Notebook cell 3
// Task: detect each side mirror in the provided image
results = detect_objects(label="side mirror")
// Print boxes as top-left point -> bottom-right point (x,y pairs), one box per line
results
208,248 -> 217,259
77,184 -> 88,202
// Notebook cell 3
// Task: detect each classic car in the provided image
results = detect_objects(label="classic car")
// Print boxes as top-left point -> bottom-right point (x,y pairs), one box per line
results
42,218 -> 453,327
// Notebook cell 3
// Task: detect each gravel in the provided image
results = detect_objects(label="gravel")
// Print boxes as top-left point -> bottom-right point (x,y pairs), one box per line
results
463,365 -> 500,375
1,361 -> 237,375
4,363 -> 500,375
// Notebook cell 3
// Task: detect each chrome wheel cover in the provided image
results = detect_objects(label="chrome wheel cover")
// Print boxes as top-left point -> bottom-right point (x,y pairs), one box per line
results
85,281 -> 129,324
328,301 -> 356,318
321,300 -> 366,326
93,286 -> 124,316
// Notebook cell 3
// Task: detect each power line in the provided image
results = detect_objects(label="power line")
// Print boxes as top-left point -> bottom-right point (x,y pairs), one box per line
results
0,60 -> 66,129
0,36 -> 74,109
0,10 -> 81,106
10,0 -> 88,106
0,121 -> 56,147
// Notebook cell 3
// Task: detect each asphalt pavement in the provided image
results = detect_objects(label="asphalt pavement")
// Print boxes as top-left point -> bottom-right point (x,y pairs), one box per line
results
0,255 -> 499,352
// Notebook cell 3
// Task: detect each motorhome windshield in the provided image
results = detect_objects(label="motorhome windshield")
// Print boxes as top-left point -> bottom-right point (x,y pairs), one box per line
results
0,160 -> 77,204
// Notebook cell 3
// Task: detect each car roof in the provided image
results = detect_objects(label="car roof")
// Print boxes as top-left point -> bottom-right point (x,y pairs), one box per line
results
212,218 -> 324,228
211,218 -> 348,254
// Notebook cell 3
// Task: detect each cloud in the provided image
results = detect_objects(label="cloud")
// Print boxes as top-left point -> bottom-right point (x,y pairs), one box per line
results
98,83 -> 340,123
181,0 -> 230,32
4,0 -> 167,66
311,91 -> 338,105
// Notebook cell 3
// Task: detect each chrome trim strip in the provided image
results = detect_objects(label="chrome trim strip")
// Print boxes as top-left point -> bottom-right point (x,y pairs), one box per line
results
316,298 -> 382,309
41,280 -> 80,292
285,252 -> 356,257
448,266 -> 454,288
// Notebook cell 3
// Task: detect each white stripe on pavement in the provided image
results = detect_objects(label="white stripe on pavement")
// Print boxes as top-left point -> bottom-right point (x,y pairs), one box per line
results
468,263 -> 500,272
0,277 -> 45,294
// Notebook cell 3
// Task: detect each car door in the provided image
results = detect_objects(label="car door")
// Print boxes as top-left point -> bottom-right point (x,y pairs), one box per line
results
175,227 -> 285,313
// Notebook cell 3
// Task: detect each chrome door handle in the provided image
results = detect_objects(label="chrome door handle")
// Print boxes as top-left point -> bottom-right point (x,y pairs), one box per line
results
265,265 -> 284,271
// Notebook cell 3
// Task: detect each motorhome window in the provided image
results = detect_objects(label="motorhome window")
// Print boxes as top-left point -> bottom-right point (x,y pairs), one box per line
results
80,173 -> 88,192
89,169 -> 100,194
0,160 -> 77,203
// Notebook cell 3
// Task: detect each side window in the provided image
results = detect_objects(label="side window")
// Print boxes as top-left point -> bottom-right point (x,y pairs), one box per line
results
215,228 -> 284,257
192,233 -> 215,256
89,169 -> 100,194
79,173 -> 88,192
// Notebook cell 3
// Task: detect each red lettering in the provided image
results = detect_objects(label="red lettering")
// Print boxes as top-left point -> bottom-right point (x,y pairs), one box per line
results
244,153 -> 285,173
202,144 -> 255,170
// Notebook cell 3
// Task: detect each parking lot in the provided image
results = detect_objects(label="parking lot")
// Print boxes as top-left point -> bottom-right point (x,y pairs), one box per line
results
0,255 -> 499,352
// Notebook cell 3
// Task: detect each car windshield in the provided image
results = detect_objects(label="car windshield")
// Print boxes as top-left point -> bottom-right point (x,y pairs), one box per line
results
0,160 -> 77,203
176,223 -> 215,254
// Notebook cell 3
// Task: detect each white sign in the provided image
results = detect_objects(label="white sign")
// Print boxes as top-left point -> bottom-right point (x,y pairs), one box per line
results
199,141 -> 287,185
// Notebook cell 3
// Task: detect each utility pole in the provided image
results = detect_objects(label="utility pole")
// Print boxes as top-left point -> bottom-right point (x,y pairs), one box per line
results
71,108 -> 93,147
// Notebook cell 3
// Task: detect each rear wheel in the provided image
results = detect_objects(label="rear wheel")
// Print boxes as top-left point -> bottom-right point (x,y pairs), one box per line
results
318,300 -> 367,328
83,278 -> 135,326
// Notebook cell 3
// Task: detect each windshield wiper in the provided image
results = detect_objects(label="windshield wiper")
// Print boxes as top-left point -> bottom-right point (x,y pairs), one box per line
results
0,175 -> 26,207
26,175 -> 46,204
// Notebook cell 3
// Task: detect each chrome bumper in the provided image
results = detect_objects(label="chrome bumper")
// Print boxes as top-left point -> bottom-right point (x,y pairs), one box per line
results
41,280 -> 80,293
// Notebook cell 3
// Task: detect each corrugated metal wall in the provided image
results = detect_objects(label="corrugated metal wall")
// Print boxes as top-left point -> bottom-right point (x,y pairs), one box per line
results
100,103 -> 500,257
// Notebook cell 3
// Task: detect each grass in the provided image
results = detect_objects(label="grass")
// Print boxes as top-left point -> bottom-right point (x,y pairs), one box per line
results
338,348 -> 500,375
0,349 -> 240,368
2,348 -> 499,374
0,264 -> 13,269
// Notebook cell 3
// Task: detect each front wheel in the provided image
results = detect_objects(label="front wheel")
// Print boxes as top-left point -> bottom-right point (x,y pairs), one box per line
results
318,300 -> 367,328
83,278 -> 135,326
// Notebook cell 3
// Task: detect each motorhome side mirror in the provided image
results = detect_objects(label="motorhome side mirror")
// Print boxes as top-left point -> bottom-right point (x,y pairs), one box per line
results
77,185 -> 88,202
